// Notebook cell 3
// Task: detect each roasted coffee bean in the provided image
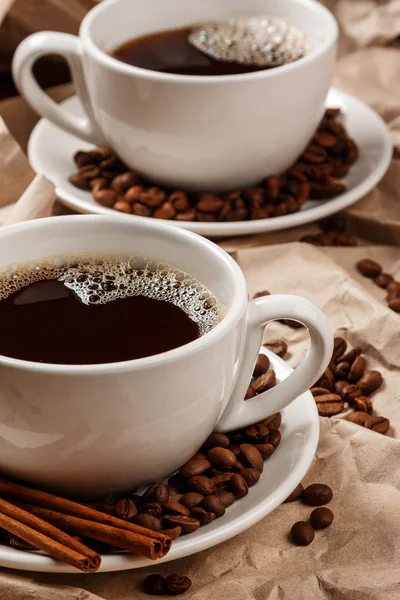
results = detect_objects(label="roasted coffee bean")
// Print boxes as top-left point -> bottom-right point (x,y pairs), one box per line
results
269,429 -> 281,449
139,502 -> 163,518
311,387 -> 331,397
245,385 -> 256,400
265,175 -> 281,198
255,443 -> 275,460
187,476 -> 215,496
197,193 -> 224,213
388,298 -> 400,312
302,144 -> 327,164
314,394 -> 344,417
334,361 -> 350,380
315,368 -> 335,391
90,177 -> 109,191
207,447 -> 236,471
180,458 -> 211,479
239,468 -> 261,487
290,521 -> 315,546
244,423 -> 269,442
211,473 -> 233,487
310,507 -> 334,530
240,444 -> 264,472
333,380 -> 348,397
168,492 -> 184,503
143,483 -> 170,504
163,515 -> 200,534
74,150 -> 97,168
365,416 -> 390,435
113,200 -> 131,213
214,490 -> 236,507
386,281 -> 400,301
314,131 -> 337,148
346,411 -> 371,426
302,484 -> 333,506
263,413 -> 282,430
201,432 -> 230,452
180,492 -> 204,509
229,431 -> 245,444
162,526 -> 182,540
253,354 -> 270,377
92,188 -> 117,208
165,574 -> 192,595
233,458 -> 246,471
200,495 -> 226,518
111,172 -> 140,193
253,370 -> 276,393
253,290 -> 270,299
280,319 -> 303,329
8,536 -> 36,550
348,355 -> 367,382
358,370 -> 383,395
163,502 -> 191,517
169,191 -> 190,212
284,483 -> 304,503
69,172 -> 91,189
133,513 -> 162,531
374,273 -> 394,288
141,187 -> 167,207
153,201 -> 176,219
207,468 -> 223,478
229,473 -> 249,498
190,506 -> 216,525
191,452 -> 206,460
339,346 -> 361,364
131,203 -> 152,217
357,259 -> 382,278
342,384 -> 362,402
143,573 -> 165,595
79,165 -> 101,179
125,185 -> 146,203
114,498 -> 137,520
353,396 -> 373,414
263,339 -> 288,358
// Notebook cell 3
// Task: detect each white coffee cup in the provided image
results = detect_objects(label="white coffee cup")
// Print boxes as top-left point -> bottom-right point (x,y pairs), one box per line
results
12,0 -> 337,192
0,215 -> 332,498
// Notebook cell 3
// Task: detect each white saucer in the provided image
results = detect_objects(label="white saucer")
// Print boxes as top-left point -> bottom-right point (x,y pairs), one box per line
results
0,348 -> 318,573
28,87 -> 391,238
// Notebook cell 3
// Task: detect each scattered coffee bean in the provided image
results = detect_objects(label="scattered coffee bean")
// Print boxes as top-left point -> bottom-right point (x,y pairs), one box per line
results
263,413 -> 282,430
284,483 -> 304,503
163,515 -> 200,534
207,447 -> 236,471
364,416 -> 390,435
187,476 -> 215,496
290,521 -> 315,546
346,411 -> 371,426
388,298 -> 400,313
143,483 -> 170,504
201,432 -> 230,451
310,507 -> 334,530
357,259 -> 382,278
143,573 -> 165,595
253,290 -> 270,299
269,429 -> 281,449
263,339 -> 288,358
162,526 -> 182,540
314,393 -> 344,417
339,346 -> 361,365
180,458 -> 211,479
240,444 -> 264,473
253,353 -> 270,377
245,385 -> 256,400
163,502 -> 190,517
133,513 -> 162,532
302,484 -> 333,506
253,370 -> 276,393
239,468 -> 261,487
229,473 -> 249,498
332,337 -> 347,362
353,396 -> 373,414
180,492 -> 204,509
200,495 -> 226,518
255,443 -> 275,460
190,506 -> 216,525
348,355 -> 366,382
214,490 -> 236,507
165,574 -> 192,595
244,423 -> 269,442
114,498 -> 138,520
374,273 -> 393,288
358,370 -> 383,395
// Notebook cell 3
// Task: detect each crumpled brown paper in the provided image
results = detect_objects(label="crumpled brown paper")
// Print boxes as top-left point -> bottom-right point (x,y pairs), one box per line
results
0,0 -> 399,598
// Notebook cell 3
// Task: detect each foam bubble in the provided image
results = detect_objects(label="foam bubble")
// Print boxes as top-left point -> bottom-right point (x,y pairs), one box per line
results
0,254 -> 222,336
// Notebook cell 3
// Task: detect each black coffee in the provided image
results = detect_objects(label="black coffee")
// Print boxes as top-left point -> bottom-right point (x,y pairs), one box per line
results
112,27 -> 266,76
0,255 -> 221,364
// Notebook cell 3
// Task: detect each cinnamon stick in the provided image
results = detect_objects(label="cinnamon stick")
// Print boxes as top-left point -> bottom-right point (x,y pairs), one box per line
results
0,478 -> 171,555
0,498 -> 100,570
19,503 -> 163,559
0,506 -> 99,572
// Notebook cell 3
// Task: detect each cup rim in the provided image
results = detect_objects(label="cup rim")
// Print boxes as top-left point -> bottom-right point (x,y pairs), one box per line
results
80,0 -> 338,85
0,215 -> 247,375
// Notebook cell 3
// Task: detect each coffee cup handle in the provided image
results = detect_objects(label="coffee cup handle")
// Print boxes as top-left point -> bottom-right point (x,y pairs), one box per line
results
12,32 -> 105,145
215,294 -> 333,432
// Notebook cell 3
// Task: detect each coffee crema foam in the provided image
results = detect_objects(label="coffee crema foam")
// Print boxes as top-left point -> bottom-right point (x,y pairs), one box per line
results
0,254 -> 222,336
